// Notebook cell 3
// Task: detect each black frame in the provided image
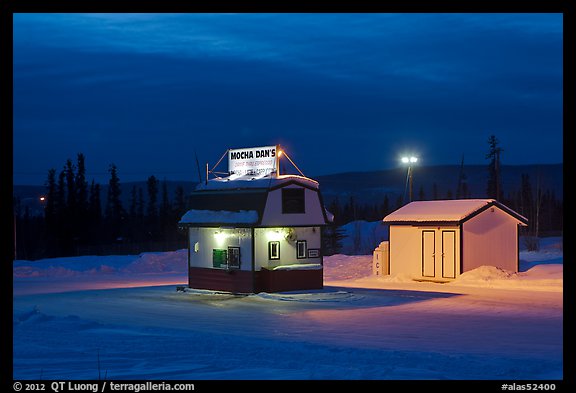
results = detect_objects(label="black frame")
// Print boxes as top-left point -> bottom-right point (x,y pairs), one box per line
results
268,241 -> 280,260
227,246 -> 241,269
307,248 -> 320,258
296,240 -> 307,259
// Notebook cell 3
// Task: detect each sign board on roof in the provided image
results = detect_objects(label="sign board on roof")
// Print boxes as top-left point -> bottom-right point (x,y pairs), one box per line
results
228,145 -> 278,176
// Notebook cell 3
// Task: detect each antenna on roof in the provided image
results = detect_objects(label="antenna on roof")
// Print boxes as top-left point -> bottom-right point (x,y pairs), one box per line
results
203,148 -> 231,183
280,149 -> 305,177
194,150 -> 203,184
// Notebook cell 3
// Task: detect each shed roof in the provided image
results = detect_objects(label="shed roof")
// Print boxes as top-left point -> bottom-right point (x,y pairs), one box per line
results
383,199 -> 528,225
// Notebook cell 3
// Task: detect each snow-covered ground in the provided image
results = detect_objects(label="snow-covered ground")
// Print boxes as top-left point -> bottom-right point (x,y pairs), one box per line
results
12,234 -> 563,381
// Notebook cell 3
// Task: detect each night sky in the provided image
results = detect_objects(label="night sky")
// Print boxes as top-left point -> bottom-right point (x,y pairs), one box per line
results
12,13 -> 563,185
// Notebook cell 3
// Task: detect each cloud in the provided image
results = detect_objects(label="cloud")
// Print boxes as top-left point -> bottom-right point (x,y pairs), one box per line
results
12,13 -> 563,184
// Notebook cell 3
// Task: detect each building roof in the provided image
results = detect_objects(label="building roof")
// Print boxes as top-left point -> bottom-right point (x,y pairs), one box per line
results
179,174 -> 331,227
195,173 -> 319,191
179,189 -> 268,227
383,199 -> 528,225
179,209 -> 259,225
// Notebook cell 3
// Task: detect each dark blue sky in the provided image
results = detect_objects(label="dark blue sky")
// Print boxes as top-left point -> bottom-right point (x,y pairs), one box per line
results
13,13 -> 563,185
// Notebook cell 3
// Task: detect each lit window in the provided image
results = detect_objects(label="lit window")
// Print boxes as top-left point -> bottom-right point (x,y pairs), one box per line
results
296,240 -> 307,259
228,247 -> 241,269
268,241 -> 280,260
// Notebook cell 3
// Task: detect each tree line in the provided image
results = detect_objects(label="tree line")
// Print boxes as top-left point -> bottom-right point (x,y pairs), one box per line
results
13,153 -> 188,260
13,136 -> 563,259
322,135 -> 563,254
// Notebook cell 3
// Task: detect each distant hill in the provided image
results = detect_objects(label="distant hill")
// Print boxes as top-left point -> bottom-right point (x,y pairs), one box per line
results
13,164 -> 563,216
314,163 -> 563,206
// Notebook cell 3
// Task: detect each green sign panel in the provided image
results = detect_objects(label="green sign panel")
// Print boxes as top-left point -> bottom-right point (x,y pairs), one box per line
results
213,249 -> 228,268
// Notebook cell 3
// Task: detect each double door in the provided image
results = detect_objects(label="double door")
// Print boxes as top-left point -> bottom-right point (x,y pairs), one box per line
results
421,230 -> 457,279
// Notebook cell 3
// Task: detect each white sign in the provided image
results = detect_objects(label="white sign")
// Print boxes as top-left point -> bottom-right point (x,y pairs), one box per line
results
228,145 -> 278,176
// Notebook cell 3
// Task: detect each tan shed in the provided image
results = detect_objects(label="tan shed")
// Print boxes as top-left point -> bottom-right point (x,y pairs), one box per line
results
382,199 -> 528,282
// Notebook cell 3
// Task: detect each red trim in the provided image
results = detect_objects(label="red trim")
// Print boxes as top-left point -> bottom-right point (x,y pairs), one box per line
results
256,268 -> 323,293
188,266 -> 323,293
189,267 -> 254,294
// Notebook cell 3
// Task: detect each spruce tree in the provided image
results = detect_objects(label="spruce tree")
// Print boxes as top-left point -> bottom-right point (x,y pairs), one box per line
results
146,175 -> 159,219
486,135 -> 504,200
105,164 -> 124,241
173,185 -> 186,217
45,169 -> 57,231
456,154 -> 469,199
137,187 -> 144,222
88,180 -> 102,245
75,154 -> 89,243
146,175 -> 159,240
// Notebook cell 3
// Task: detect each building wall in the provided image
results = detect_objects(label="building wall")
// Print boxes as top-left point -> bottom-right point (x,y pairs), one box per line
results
462,207 -> 520,273
261,185 -> 326,226
254,226 -> 322,271
389,225 -> 461,279
188,227 -> 253,271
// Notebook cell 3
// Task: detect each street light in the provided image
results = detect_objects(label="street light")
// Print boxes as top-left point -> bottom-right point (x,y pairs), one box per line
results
401,156 -> 418,203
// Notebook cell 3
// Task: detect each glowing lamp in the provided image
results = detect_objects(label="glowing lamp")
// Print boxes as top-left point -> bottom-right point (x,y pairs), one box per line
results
266,229 -> 285,241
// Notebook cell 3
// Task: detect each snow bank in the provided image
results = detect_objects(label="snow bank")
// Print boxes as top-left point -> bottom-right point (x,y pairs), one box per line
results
12,236 -> 563,295
339,220 -> 388,255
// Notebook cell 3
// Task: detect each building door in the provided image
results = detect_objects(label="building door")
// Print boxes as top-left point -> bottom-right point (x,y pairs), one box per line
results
441,231 -> 456,278
421,230 -> 436,277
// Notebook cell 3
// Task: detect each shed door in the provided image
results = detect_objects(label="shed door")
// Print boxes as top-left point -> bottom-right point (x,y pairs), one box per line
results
422,230 -> 436,277
442,231 -> 456,278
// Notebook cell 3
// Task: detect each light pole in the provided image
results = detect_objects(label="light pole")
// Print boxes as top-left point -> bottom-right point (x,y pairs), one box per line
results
401,156 -> 418,203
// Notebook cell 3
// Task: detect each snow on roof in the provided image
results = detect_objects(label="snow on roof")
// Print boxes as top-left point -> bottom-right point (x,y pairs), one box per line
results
179,209 -> 259,225
383,199 -> 527,223
195,173 -> 319,191
324,208 -> 335,223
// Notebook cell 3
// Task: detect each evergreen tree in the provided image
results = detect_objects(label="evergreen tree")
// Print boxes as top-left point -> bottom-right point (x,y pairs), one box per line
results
56,169 -> 68,254
322,224 -> 346,256
89,180 -> 102,224
486,135 -> 504,200
160,180 -> 172,241
44,169 -> 57,231
88,180 -> 102,245
75,154 -> 89,243
173,185 -> 186,217
161,180 -> 171,217
64,159 -> 76,217
381,195 -> 390,217
418,185 -> 425,201
146,175 -> 160,240
432,183 -> 439,200
146,175 -> 159,219
456,154 -> 469,199
394,195 -> 403,210
75,155 -> 88,209
105,164 -> 124,241
137,187 -> 145,222
129,185 -> 138,219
